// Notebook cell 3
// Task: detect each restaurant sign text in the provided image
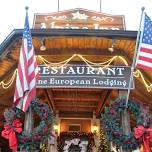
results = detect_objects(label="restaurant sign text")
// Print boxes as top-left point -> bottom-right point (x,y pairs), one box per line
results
37,64 -> 133,89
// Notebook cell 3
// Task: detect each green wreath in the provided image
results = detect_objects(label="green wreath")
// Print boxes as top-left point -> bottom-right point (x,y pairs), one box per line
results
3,99 -> 53,151
102,97 -> 143,151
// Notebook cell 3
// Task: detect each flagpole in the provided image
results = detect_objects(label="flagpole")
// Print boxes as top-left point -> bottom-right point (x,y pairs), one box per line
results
132,7 -> 145,68
58,0 -> 60,12
100,0 -> 102,12
22,7 -> 34,152
125,7 -> 145,107
121,8 -> 145,152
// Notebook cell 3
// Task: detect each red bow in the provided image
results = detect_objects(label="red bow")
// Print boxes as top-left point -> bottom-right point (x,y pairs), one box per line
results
1,119 -> 22,151
134,125 -> 152,152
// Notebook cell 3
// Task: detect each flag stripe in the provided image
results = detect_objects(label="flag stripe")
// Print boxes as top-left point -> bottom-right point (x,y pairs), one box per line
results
136,13 -> 152,71
17,50 -> 28,92
138,56 -> 152,63
136,63 -> 152,71
137,58 -> 152,67
140,47 -> 152,54
24,89 -> 36,111
14,79 -> 22,103
140,42 -> 152,49
14,12 -> 39,112
138,49 -> 152,59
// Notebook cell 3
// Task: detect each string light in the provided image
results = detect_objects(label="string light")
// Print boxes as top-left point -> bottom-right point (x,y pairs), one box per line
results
38,54 -> 77,67
0,55 -> 152,92
38,54 -> 128,69
78,55 -> 118,66
133,69 -> 152,92
118,56 -> 128,66
0,69 -> 17,89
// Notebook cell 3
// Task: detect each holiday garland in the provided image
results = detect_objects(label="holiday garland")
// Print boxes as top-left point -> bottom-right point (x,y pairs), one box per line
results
102,97 -> 143,151
2,99 -> 53,151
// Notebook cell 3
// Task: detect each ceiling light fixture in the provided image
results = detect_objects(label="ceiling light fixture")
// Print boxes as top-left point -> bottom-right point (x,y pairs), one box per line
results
92,123 -> 98,135
40,38 -> 46,51
108,47 -> 114,52
108,39 -> 116,52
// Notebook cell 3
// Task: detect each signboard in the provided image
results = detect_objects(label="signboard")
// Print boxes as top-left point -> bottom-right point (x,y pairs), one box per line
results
37,64 -> 134,89
33,8 -> 125,30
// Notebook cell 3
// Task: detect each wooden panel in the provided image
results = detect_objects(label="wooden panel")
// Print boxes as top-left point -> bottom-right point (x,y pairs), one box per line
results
52,88 -> 102,92
54,98 -> 99,102
102,39 -> 110,49
32,38 -> 41,49
78,37 -> 85,49
84,38 -> 91,49
8,50 -> 19,61
72,38 -> 79,48
96,38 -> 103,49
67,37 -> 73,49
53,91 -> 101,100
55,106 -> 95,112
55,102 -> 97,106
59,111 -> 93,118
60,119 -> 91,133
60,37 -> 67,49
89,38 -> 97,49
96,90 -> 111,116
117,39 -> 135,57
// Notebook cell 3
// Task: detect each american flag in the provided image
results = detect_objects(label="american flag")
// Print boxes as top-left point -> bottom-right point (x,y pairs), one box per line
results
136,13 -> 152,71
13,10 -> 39,112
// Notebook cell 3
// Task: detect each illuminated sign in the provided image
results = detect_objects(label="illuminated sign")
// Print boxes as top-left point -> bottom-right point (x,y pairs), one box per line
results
33,8 -> 125,30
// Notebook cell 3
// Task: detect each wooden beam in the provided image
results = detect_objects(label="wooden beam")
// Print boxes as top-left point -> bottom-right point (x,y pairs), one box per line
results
130,89 -> 150,106
0,63 -> 17,81
0,103 -> 10,108
54,104 -> 96,108
53,91 -> 100,99
55,106 -> 94,112
96,90 -> 111,116
44,89 -> 55,112
59,111 -> 93,118
130,93 -> 151,108
35,48 -> 128,56
52,88 -> 102,92
54,97 -> 99,102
